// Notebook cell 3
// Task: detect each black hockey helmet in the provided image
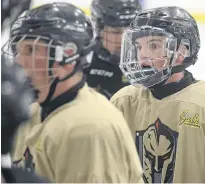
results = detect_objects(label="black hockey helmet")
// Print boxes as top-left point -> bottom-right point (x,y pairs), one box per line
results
91,0 -> 142,65
10,2 -> 95,68
3,2 -> 96,104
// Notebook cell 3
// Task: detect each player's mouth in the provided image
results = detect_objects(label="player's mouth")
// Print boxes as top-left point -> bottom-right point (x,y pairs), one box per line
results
142,65 -> 152,69
140,61 -> 152,68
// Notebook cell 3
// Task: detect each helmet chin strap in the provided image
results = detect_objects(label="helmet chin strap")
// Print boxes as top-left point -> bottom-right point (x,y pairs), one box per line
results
40,77 -> 59,106
171,48 -> 198,74
40,37 -> 97,106
40,61 -> 82,106
149,40 -> 198,89
149,54 -> 197,90
148,77 -> 168,89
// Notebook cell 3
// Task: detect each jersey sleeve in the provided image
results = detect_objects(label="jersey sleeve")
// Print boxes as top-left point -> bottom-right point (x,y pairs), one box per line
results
43,120 -> 143,183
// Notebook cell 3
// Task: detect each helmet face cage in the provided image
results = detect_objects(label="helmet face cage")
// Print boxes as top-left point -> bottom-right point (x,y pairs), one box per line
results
91,15 -> 128,57
130,6 -> 199,70
120,26 -> 181,87
91,0 -> 141,59
2,34 -> 81,93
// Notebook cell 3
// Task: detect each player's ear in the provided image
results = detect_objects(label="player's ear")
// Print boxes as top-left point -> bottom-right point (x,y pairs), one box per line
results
52,61 -> 76,79
175,45 -> 189,65
175,55 -> 184,65
63,63 -> 76,73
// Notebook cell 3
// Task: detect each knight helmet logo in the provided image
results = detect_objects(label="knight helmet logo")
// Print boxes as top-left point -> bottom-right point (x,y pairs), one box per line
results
136,118 -> 179,183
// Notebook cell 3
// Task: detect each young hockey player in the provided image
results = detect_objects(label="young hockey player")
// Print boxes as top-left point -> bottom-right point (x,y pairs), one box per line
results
111,6 -> 205,183
5,2 -> 143,183
84,0 -> 142,99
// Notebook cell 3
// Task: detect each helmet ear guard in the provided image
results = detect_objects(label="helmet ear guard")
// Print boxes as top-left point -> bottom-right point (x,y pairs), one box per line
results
171,52 -> 198,74
170,38 -> 196,74
54,38 -> 97,66
50,38 -> 97,83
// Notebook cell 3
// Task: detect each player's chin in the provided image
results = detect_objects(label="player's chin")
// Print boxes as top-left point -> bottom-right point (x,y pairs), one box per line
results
35,86 -> 49,103
36,91 -> 48,104
150,61 -> 166,71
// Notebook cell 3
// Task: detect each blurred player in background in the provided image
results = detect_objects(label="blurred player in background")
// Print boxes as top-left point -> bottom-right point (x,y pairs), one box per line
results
1,0 -> 32,47
1,0 -> 48,182
84,0 -> 142,99
1,0 -> 31,30
4,2 -> 144,183
1,55 -> 48,183
111,6 -> 205,183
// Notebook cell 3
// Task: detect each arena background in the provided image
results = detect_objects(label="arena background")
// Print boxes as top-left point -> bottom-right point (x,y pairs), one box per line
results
2,0 -> 205,80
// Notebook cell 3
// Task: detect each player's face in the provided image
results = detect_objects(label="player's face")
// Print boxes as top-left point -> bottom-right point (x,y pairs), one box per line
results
16,39 -> 51,103
101,26 -> 126,56
135,36 -> 170,71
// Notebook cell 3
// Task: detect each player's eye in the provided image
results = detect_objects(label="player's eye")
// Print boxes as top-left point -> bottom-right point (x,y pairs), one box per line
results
27,46 -> 34,54
135,43 -> 142,51
148,42 -> 161,51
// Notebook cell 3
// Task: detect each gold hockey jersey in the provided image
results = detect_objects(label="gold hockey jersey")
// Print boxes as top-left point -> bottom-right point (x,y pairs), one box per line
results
11,83 -> 143,183
111,81 -> 205,183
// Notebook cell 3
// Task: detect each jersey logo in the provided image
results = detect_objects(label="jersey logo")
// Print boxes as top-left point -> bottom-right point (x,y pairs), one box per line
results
179,110 -> 200,128
135,118 -> 179,183
89,69 -> 114,77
